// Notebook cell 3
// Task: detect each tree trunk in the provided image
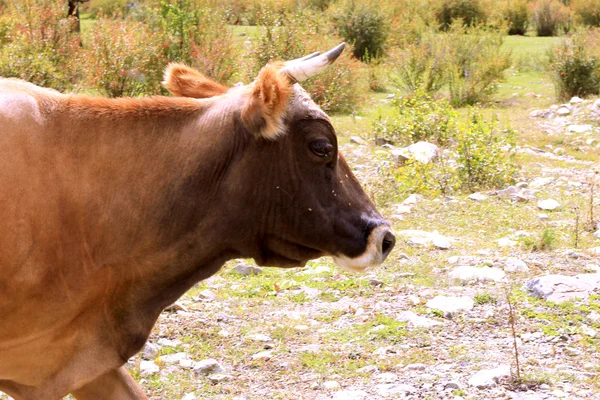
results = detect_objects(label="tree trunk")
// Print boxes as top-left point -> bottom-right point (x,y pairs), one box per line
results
68,0 -> 81,33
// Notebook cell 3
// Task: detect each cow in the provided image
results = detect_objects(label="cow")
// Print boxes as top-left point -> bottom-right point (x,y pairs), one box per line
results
0,43 -> 395,399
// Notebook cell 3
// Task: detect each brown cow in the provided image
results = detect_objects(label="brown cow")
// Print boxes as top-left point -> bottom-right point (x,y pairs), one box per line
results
0,44 -> 394,399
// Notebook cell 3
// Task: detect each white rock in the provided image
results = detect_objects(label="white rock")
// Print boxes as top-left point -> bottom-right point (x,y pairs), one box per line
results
193,359 -> 224,375
567,124 -> 592,134
537,199 -> 560,210
198,289 -> 217,300
208,373 -> 231,383
570,96 -> 583,104
396,311 -> 443,327
251,350 -> 273,360
350,136 -> 369,145
432,235 -> 452,249
524,273 -> 600,303
425,295 -> 474,314
468,192 -> 488,201
392,204 -> 412,214
402,194 -> 423,205
142,342 -> 160,360
504,257 -> 529,272
498,238 -> 517,247
181,393 -> 196,400
159,352 -> 188,364
157,338 -> 180,347
376,383 -> 417,396
179,359 -> 194,369
248,333 -> 271,342
529,177 -> 555,188
537,213 -> 549,220
468,365 -> 510,388
404,363 -> 427,370
556,106 -> 571,115
140,360 -> 160,376
594,230 -> 600,239
331,390 -> 369,400
323,380 -> 341,390
580,325 -> 597,338
233,263 -> 263,276
449,266 -> 505,283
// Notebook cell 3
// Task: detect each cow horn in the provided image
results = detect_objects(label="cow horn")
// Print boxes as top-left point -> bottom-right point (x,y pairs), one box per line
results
281,43 -> 345,83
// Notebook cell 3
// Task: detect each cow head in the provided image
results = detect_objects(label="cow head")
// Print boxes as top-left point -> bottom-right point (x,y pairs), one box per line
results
162,44 -> 395,271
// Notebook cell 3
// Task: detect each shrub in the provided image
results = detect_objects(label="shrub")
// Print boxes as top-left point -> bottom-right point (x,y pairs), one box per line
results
548,29 -> 600,99
82,0 -> 128,18
531,0 -> 571,36
503,0 -> 530,35
250,10 -> 365,113
572,0 -> 600,27
80,17 -> 165,97
0,0 -> 81,91
434,0 -> 487,31
331,2 -> 389,61
373,89 -> 457,146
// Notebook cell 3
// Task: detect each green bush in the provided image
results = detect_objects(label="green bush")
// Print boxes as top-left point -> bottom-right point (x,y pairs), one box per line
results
434,0 -> 487,31
250,10 -> 366,113
373,89 -> 457,146
548,29 -> 600,99
503,0 -> 529,35
82,0 -> 128,18
80,17 -> 165,97
331,2 -> 389,61
0,0 -> 81,91
531,0 -> 571,36
572,0 -> 600,27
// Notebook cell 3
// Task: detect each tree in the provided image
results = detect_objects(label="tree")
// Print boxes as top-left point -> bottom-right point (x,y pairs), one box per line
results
67,0 -> 89,32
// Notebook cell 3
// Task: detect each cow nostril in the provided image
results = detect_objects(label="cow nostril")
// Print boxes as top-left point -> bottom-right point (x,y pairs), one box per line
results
381,230 -> 395,259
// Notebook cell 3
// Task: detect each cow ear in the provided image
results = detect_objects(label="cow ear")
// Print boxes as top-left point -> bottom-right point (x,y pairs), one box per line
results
241,63 -> 292,140
162,63 -> 228,99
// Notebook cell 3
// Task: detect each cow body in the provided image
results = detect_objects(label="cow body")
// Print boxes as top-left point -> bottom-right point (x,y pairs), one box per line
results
0,47 -> 394,399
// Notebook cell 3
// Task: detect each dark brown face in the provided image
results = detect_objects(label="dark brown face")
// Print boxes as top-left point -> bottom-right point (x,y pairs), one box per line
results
229,113 -> 395,271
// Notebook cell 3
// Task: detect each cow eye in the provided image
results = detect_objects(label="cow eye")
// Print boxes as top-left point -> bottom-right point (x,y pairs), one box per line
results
309,140 -> 333,158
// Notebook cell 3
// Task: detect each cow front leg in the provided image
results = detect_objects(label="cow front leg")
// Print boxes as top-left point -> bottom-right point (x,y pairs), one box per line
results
71,367 -> 148,400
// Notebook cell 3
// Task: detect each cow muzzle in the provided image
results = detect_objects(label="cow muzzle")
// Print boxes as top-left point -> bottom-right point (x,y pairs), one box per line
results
333,225 -> 396,272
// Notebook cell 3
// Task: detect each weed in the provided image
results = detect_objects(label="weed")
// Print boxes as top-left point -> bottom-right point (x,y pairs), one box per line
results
475,292 -> 496,304
531,0 -> 571,37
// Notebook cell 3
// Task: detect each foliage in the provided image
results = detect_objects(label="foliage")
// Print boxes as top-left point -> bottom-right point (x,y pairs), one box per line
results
503,0 -> 530,35
0,0 -> 81,91
434,0 -> 487,31
373,89 -> 457,146
250,10 -> 365,113
330,2 -> 390,61
530,0 -> 572,36
548,29 -> 600,99
82,0 -> 129,18
572,0 -> 600,27
79,17 -> 164,97
519,228 -> 557,251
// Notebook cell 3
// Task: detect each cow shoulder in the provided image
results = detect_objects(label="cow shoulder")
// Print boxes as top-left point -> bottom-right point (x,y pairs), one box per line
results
0,79 -> 59,127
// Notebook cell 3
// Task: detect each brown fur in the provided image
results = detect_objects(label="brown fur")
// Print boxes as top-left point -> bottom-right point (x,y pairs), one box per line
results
241,62 -> 292,140
162,63 -> 228,99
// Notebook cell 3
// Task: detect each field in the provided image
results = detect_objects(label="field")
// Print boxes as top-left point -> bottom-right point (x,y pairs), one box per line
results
2,1 -> 600,398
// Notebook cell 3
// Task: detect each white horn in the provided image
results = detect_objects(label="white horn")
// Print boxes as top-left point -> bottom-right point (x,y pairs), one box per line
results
281,43 -> 345,83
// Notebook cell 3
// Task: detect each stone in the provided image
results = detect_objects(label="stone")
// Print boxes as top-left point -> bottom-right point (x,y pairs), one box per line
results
350,136 -> 369,145
432,235 -> 452,250
208,373 -> 231,383
331,390 -> 369,400
198,289 -> 217,300
397,229 -> 451,249
594,230 -> 600,239
570,96 -> 584,104
357,365 -> 379,374
159,352 -> 188,364
251,350 -> 273,361
537,199 -> 560,211
504,257 -> 529,272
233,262 -> 263,276
404,363 -> 427,371
323,381 -> 341,390
556,106 -> 571,115
529,177 -> 555,188
157,338 -> 180,347
567,124 -> 593,134
468,192 -> 488,201
524,273 -> 600,303
376,372 -> 397,383
376,383 -> 417,396
537,213 -> 549,220
580,325 -> 597,338
402,194 -> 423,205
553,147 -> 565,155
406,141 -> 439,163
193,359 -> 225,375
391,204 -> 412,215
449,266 -> 505,283
248,333 -> 271,342
140,360 -> 159,376
179,359 -> 194,369
498,238 -> 517,247
181,393 -> 196,400
468,365 -> 510,388
425,295 -> 474,314
142,342 -> 159,360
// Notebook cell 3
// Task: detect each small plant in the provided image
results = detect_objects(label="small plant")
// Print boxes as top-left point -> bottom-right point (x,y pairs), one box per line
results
519,227 -> 557,251
505,284 -> 522,380
572,0 -> 600,27
331,2 -> 389,61
435,0 -> 487,31
475,292 -> 496,305
531,0 -> 571,37
503,0 -> 530,35
589,171 -> 598,230
548,29 -> 600,99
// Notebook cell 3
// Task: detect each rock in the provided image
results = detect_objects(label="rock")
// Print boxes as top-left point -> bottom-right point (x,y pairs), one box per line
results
537,199 -> 560,211
570,96 -> 583,104
432,235 -> 452,250
157,338 -> 180,347
556,106 -> 571,115
357,365 -> 379,374
567,124 -> 593,134
248,333 -> 271,342
193,359 -> 225,375
524,273 -> 600,303
504,257 -> 529,272
198,289 -> 217,300
498,238 -> 517,247
529,109 -> 553,118
140,360 -> 160,376
142,342 -> 160,360
350,136 -> 369,145
402,194 -> 423,205
468,365 -> 510,388
331,390 -> 369,400
376,383 -> 417,396
181,393 -> 196,400
376,372 -> 398,383
391,204 -> 412,215
594,230 -> 600,239
580,325 -> 597,338
404,363 -> 427,371
323,381 -> 341,390
444,381 -> 461,390
233,262 -> 263,276
208,373 -> 231,383
586,138 -> 598,146
449,266 -> 505,283
179,359 -> 194,369
426,295 -> 474,314
468,192 -> 488,201
397,311 -> 443,327
529,177 -> 555,188
398,230 -> 451,249
394,142 -> 439,164
251,350 -> 273,361
537,213 -> 549,220
164,301 -> 188,312
159,352 -> 188,364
